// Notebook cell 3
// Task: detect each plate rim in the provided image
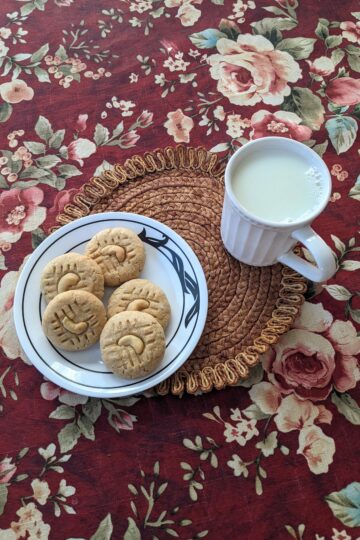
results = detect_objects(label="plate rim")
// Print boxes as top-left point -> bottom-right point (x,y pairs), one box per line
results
13,211 -> 208,397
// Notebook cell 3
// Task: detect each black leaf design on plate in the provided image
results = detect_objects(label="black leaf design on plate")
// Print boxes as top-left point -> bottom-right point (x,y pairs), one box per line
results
139,228 -> 200,328
138,228 -> 168,248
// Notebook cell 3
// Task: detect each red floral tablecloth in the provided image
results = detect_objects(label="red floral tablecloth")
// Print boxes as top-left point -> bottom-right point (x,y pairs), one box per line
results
1,0 -> 360,538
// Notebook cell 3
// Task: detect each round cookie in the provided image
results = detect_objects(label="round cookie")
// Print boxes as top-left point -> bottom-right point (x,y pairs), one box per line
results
85,227 -> 145,287
40,252 -> 104,303
107,279 -> 171,329
100,311 -> 165,379
42,290 -> 107,351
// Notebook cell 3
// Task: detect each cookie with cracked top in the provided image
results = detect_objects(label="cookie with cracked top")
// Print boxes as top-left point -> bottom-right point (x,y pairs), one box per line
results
42,290 -> 106,351
40,252 -> 104,303
85,227 -> 145,287
100,311 -> 165,379
107,278 -> 170,329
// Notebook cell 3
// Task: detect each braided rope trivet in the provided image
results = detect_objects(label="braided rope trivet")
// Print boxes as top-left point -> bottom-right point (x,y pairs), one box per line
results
53,146 -> 306,395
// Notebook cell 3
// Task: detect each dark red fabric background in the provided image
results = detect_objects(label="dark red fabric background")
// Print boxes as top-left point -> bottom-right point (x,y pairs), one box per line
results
0,0 -> 359,539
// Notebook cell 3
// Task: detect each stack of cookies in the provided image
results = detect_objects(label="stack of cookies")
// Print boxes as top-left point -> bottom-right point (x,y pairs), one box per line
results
41,227 -> 171,380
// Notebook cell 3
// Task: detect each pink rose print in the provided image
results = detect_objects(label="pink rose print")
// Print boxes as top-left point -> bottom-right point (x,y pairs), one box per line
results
0,187 -> 46,243
340,21 -> 360,44
263,329 -> 336,401
0,80 -> 34,104
249,384 -> 335,474
248,382 -> 281,415
262,302 -> 360,401
67,138 -> 96,166
40,381 -> 88,406
306,56 -> 335,76
297,425 -> 335,474
164,109 -> 194,143
75,114 -> 88,132
112,411 -> 137,431
327,321 -> 360,392
137,110 -> 153,128
250,110 -> 312,141
176,3 -> 201,26
165,0 -> 202,27
120,130 -> 140,147
0,257 -> 29,361
274,394 -> 332,433
46,188 -> 78,225
0,457 -> 17,484
208,34 -> 301,106
326,77 -> 360,106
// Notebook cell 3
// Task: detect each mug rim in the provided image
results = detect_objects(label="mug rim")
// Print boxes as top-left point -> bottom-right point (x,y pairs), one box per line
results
224,136 -> 332,229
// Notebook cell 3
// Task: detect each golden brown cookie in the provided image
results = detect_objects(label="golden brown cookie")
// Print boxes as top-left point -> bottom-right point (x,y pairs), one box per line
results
85,227 -> 145,287
100,311 -> 165,379
42,290 -> 107,351
107,279 -> 171,329
40,252 -> 104,303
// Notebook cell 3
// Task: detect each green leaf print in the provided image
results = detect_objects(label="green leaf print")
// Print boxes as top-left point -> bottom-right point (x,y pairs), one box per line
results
90,514 -> 113,540
35,66 -> 50,82
346,44 -> 360,73
49,129 -> 65,149
58,422 -> 81,453
94,124 -> 110,146
123,517 -> 141,540
325,35 -> 342,48
82,398 -> 102,423
276,37 -> 316,59
251,17 -> 297,46
36,155 -> 61,168
312,140 -> 328,157
0,103 -> 12,123
30,43 -> 49,63
331,392 -> 360,425
325,116 -> 358,154
325,482 -> 360,527
77,415 -> 95,440
35,116 -> 54,142
50,405 -> 76,420
0,485 -> 8,515
57,164 -> 82,179
24,141 -> 46,154
282,87 -> 325,130
0,253 -> 6,270
331,48 -> 345,66
323,284 -> 352,301
315,20 -> 329,40
31,227 -> 47,249
189,29 -> 227,49
349,175 -> 360,201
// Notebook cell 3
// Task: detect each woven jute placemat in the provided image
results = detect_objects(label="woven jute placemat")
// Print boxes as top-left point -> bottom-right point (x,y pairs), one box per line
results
54,146 -> 306,395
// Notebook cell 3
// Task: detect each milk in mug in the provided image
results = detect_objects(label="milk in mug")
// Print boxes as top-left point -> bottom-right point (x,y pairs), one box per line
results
231,147 -> 325,224
221,136 -> 337,282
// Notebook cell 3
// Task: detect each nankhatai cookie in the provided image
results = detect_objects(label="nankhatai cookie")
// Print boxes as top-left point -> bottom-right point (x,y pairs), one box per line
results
100,311 -> 165,379
42,290 -> 106,351
107,279 -> 171,329
40,252 -> 104,303
85,227 -> 145,286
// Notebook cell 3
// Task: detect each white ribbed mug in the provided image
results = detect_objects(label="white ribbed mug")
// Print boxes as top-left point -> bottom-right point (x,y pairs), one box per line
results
221,137 -> 336,282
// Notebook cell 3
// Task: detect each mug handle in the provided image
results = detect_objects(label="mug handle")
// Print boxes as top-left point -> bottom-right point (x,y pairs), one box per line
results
277,225 -> 337,282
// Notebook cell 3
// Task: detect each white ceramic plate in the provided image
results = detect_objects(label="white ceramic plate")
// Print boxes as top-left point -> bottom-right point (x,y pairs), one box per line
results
13,212 -> 208,397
